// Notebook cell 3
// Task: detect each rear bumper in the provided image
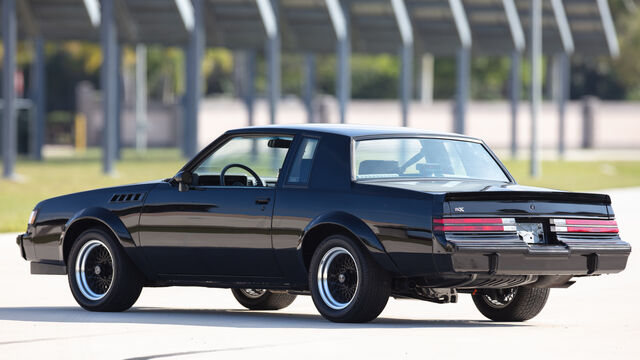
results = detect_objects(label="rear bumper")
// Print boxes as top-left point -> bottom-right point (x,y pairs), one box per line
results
16,233 -> 26,260
445,241 -> 631,276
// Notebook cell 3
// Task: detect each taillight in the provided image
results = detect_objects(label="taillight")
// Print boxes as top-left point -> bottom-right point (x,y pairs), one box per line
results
550,219 -> 619,233
433,218 -> 516,232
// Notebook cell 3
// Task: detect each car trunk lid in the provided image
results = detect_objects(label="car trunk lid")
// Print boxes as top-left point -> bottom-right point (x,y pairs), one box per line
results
444,190 -> 610,218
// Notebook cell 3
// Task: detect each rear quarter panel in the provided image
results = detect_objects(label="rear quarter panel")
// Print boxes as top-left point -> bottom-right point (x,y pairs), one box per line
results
272,185 -> 439,283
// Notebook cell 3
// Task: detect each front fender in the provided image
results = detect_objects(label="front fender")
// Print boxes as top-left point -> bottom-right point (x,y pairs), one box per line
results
301,211 -> 400,274
59,207 -> 157,281
61,207 -> 135,259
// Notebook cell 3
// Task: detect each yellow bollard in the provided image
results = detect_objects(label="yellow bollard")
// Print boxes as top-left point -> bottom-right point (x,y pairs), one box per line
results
75,113 -> 87,153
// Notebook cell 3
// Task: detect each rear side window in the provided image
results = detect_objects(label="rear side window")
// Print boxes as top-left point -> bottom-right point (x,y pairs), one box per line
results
287,138 -> 319,185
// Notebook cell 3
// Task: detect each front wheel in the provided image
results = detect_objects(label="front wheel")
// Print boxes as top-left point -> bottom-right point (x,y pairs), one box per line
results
231,288 -> 296,310
472,287 -> 550,322
67,228 -> 143,312
309,235 -> 390,323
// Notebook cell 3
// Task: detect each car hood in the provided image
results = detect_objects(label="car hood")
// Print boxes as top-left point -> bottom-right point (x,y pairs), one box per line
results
35,179 -> 166,210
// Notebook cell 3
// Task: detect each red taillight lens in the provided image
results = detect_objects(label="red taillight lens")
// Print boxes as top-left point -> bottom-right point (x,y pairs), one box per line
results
551,219 -> 619,233
433,218 -> 516,232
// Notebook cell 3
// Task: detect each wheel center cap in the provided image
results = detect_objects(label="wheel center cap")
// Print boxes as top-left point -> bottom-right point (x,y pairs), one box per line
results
94,265 -> 101,275
338,273 -> 346,283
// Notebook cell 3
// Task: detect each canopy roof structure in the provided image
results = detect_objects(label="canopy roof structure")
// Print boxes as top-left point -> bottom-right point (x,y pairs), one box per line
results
1,0 -> 622,179
8,0 -> 99,41
204,0 -> 266,49
2,0 -> 619,57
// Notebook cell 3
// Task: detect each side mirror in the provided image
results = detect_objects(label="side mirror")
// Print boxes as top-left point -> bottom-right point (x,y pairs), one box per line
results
173,171 -> 193,192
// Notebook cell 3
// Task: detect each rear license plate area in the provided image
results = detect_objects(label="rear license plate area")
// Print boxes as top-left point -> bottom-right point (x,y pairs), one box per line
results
517,223 -> 545,244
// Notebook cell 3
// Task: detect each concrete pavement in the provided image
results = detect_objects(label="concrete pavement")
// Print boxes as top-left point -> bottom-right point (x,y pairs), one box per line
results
1,188 -> 638,359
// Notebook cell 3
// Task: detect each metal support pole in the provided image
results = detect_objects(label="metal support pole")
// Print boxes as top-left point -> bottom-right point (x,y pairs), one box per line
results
135,44 -> 148,153
400,45 -> 413,127
266,38 -> 280,125
237,50 -> 257,159
184,0 -> 205,158
530,0 -> 542,177
509,50 -> 521,159
554,53 -> 570,158
234,50 -> 256,127
336,20 -> 350,124
392,0 -> 413,128
181,47 -> 188,157
265,0 -> 280,125
454,47 -> 470,134
303,53 -> 316,123
326,0 -> 350,124
419,54 -> 434,105
116,44 -> 123,160
244,50 -> 256,127
30,36 -> 46,161
2,0 -> 17,178
100,0 -> 118,174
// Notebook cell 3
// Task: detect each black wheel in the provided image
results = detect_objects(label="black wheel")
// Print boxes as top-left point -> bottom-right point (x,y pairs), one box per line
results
472,287 -> 550,322
67,228 -> 143,312
309,235 -> 390,323
231,288 -> 297,310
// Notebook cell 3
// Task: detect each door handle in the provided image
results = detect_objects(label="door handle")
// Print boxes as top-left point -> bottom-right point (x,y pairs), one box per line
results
255,197 -> 271,205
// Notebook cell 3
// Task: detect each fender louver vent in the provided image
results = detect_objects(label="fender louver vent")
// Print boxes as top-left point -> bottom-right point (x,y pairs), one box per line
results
109,193 -> 144,203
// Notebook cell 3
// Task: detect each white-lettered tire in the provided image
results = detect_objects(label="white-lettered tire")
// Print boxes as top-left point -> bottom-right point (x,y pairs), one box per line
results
231,288 -> 297,310
67,228 -> 143,312
309,235 -> 390,323
472,287 -> 550,322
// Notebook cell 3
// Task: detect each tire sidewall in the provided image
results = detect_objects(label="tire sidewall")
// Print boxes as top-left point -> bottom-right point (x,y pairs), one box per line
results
309,235 -> 372,321
230,288 -> 297,310
472,287 -> 550,322
67,228 -> 121,310
231,289 -> 271,307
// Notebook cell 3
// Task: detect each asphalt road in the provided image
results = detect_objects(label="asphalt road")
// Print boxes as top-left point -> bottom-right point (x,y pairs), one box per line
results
1,188 -> 638,359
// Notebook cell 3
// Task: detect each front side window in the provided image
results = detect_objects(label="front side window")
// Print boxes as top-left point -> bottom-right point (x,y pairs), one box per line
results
194,135 -> 293,186
354,137 -> 509,182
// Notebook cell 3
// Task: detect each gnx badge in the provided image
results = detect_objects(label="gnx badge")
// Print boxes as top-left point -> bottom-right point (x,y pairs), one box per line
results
454,207 -> 464,212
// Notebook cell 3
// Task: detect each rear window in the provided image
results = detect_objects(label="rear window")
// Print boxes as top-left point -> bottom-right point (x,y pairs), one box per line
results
354,138 -> 509,182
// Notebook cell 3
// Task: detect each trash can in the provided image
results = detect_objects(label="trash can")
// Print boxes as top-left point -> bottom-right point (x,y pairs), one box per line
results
0,101 -> 33,155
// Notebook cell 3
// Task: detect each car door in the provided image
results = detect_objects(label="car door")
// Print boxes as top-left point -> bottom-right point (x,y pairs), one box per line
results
138,135 -> 293,279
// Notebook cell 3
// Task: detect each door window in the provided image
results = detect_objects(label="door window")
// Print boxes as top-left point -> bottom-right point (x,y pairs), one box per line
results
194,135 -> 293,187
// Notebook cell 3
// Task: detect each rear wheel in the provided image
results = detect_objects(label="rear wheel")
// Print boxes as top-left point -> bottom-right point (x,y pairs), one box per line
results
309,235 -> 390,323
67,228 -> 143,312
231,288 -> 297,310
472,287 -> 550,322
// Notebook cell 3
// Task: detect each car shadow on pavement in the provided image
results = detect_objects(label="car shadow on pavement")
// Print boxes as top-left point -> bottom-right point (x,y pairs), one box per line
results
0,306 -> 526,329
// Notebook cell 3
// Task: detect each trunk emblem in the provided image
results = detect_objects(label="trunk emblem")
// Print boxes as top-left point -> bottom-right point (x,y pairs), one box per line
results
454,207 -> 464,213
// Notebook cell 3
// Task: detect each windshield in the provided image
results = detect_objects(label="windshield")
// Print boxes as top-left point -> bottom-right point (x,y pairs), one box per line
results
353,137 -> 509,182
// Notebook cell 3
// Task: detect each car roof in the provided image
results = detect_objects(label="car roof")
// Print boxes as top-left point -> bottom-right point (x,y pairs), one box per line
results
226,124 -> 480,141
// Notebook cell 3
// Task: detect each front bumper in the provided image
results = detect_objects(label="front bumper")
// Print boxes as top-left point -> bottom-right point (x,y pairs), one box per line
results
443,236 -> 631,276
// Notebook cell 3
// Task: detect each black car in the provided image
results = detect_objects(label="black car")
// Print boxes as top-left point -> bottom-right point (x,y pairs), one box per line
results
17,124 -> 631,323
